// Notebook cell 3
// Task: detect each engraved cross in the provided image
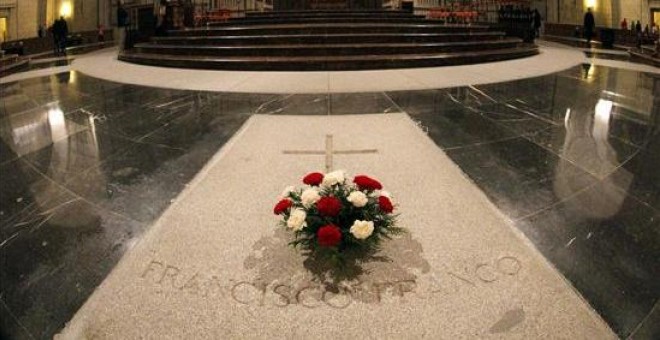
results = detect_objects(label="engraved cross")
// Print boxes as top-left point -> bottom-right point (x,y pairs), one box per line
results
283,134 -> 377,172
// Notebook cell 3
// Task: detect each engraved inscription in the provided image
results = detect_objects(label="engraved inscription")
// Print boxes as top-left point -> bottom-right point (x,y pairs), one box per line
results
139,255 -> 523,309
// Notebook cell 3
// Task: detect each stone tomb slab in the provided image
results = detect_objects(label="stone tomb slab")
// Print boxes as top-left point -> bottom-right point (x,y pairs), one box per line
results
57,114 -> 615,339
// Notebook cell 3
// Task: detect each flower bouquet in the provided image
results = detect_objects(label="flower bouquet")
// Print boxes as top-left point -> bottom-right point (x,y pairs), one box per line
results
273,170 -> 403,268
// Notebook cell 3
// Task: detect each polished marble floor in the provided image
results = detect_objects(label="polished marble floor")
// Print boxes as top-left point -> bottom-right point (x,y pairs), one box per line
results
0,64 -> 658,339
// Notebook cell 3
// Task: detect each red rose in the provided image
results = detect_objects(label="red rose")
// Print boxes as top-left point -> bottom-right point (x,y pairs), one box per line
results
378,196 -> 394,213
353,175 -> 383,191
303,172 -> 324,186
273,199 -> 292,215
317,224 -> 342,247
316,196 -> 342,217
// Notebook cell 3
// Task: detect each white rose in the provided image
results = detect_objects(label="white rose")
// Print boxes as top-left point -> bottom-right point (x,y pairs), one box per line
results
321,170 -> 346,187
280,186 -> 296,199
347,191 -> 368,208
287,209 -> 307,231
350,220 -> 374,240
300,188 -> 321,208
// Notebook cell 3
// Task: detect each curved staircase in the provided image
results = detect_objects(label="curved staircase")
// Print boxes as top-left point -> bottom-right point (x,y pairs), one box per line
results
120,10 -> 538,71
0,54 -> 29,77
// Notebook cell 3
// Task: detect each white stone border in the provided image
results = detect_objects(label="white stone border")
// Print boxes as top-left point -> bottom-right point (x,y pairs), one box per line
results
3,42 -> 658,91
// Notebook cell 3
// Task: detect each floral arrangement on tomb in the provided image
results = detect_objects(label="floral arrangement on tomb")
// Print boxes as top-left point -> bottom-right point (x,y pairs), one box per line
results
273,170 -> 403,265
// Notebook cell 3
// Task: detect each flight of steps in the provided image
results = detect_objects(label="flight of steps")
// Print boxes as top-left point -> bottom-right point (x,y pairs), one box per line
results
629,45 -> 660,68
120,10 -> 538,71
0,54 -> 29,77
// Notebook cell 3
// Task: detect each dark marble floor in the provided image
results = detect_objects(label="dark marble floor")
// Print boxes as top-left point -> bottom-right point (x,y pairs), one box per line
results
0,64 -> 658,339
391,65 -> 659,339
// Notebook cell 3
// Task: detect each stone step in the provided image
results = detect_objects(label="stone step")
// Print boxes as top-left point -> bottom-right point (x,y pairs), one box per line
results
134,39 -> 521,57
123,11 -> 536,71
628,50 -> 660,68
0,58 -> 29,76
119,46 -> 539,71
210,17 -> 429,25
171,23 -> 492,37
153,32 -> 506,46
0,54 -> 20,67
244,10 -> 417,18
